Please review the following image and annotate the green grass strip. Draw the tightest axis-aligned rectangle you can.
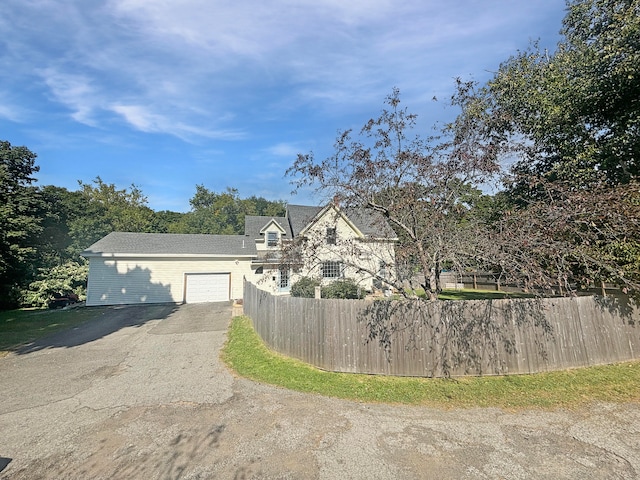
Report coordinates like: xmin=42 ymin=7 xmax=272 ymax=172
xmin=222 ymin=315 xmax=640 ymax=410
xmin=437 ymin=289 xmax=534 ymax=301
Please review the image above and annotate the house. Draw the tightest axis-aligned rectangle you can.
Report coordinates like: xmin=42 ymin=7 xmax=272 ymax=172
xmin=82 ymin=203 xmax=396 ymax=306
xmin=82 ymin=233 xmax=255 ymax=306
xmin=245 ymin=203 xmax=397 ymax=294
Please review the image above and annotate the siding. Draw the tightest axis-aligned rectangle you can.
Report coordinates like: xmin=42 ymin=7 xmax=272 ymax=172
xmin=86 ymin=256 xmax=252 ymax=306
xmin=298 ymin=211 xmax=396 ymax=290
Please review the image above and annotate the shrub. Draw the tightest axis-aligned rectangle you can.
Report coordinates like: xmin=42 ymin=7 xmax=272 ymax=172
xmin=290 ymin=277 xmax=321 ymax=298
xmin=321 ymin=279 xmax=365 ymax=299
xmin=22 ymin=261 xmax=88 ymax=308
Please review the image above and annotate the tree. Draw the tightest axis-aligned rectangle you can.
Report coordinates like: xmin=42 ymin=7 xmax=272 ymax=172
xmin=184 ymin=186 xmax=246 ymax=234
xmin=485 ymin=0 xmax=639 ymax=188
xmin=287 ymin=86 xmax=502 ymax=299
xmin=0 ymin=141 xmax=44 ymax=307
xmin=473 ymin=0 xmax=640 ymax=296
xmin=37 ymin=186 xmax=86 ymax=264
xmin=151 ymin=210 xmax=187 ymax=233
xmin=486 ymin=179 xmax=640 ymax=295
xmin=68 ymin=177 xmax=155 ymax=253
xmin=24 ymin=261 xmax=89 ymax=308
xmin=182 ymin=186 xmax=286 ymax=234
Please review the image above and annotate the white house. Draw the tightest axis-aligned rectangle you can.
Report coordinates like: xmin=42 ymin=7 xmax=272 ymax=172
xmin=246 ymin=203 xmax=397 ymax=294
xmin=82 ymin=203 xmax=397 ymax=306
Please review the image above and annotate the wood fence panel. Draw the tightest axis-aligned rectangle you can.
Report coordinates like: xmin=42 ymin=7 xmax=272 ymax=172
xmin=242 ymin=279 xmax=640 ymax=377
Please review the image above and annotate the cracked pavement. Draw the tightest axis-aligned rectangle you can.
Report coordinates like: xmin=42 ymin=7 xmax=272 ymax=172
xmin=1 ymin=303 xmax=639 ymax=479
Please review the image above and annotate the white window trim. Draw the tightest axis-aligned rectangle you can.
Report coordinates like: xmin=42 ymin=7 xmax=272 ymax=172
xmin=266 ymin=231 xmax=279 ymax=247
xmin=322 ymin=260 xmax=342 ymax=278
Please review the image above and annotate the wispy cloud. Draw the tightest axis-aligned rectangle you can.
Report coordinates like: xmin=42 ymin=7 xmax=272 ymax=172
xmin=110 ymin=104 xmax=245 ymax=141
xmin=0 ymin=93 xmax=26 ymax=122
xmin=2 ymin=0 xmax=567 ymax=210
xmin=39 ymin=69 xmax=100 ymax=125
xmin=110 ymin=105 xmax=163 ymax=132
xmin=265 ymin=142 xmax=301 ymax=158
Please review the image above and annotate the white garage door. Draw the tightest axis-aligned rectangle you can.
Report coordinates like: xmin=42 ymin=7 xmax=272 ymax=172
xmin=185 ymin=273 xmax=230 ymax=303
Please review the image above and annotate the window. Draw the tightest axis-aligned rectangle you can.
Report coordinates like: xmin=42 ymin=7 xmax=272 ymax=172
xmin=379 ymin=261 xmax=387 ymax=279
xmin=326 ymin=227 xmax=336 ymax=245
xmin=279 ymin=269 xmax=290 ymax=289
xmin=322 ymin=261 xmax=342 ymax=278
xmin=267 ymin=231 xmax=278 ymax=247
xmin=374 ymin=261 xmax=386 ymax=289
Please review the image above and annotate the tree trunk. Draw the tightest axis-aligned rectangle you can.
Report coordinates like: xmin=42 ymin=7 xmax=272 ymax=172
xmin=428 ymin=261 xmax=441 ymax=300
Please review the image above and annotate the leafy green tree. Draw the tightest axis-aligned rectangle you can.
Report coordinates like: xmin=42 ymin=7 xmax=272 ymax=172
xmin=151 ymin=210 xmax=187 ymax=233
xmin=0 ymin=141 xmax=44 ymax=307
xmin=243 ymin=195 xmax=287 ymax=218
xmin=182 ymin=186 xmax=286 ymax=234
xmin=473 ymin=0 xmax=640 ymax=296
xmin=68 ymin=177 xmax=155 ymax=253
xmin=184 ymin=186 xmax=245 ymax=234
xmin=485 ymin=0 xmax=639 ymax=187
xmin=37 ymin=186 xmax=85 ymax=263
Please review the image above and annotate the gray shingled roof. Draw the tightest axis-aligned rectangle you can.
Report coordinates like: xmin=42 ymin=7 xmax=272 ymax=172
xmin=83 ymin=232 xmax=257 ymax=257
xmin=286 ymin=204 xmax=396 ymax=239
xmin=342 ymin=207 xmax=397 ymax=238
xmin=244 ymin=216 xmax=292 ymax=239
xmin=285 ymin=205 xmax=323 ymax=236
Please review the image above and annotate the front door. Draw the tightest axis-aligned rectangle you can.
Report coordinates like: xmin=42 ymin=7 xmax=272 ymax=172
xmin=278 ymin=268 xmax=290 ymax=293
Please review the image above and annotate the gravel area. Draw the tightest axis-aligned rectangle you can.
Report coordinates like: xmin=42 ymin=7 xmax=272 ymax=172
xmin=1 ymin=303 xmax=639 ymax=479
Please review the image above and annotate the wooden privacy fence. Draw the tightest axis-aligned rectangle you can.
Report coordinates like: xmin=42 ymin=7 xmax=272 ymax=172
xmin=243 ymin=280 xmax=640 ymax=377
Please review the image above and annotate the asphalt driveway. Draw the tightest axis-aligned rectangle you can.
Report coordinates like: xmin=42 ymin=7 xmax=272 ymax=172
xmin=1 ymin=303 xmax=639 ymax=479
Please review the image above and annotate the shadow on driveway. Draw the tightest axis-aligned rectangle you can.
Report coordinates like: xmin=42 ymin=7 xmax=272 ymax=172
xmin=15 ymin=304 xmax=180 ymax=355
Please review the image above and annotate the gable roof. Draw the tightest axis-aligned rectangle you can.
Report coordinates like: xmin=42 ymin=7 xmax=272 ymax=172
xmin=295 ymin=203 xmax=364 ymax=237
xmin=285 ymin=205 xmax=323 ymax=236
xmin=286 ymin=204 xmax=396 ymax=240
xmin=83 ymin=232 xmax=257 ymax=257
xmin=244 ymin=216 xmax=292 ymax=239
xmin=341 ymin=207 xmax=397 ymax=239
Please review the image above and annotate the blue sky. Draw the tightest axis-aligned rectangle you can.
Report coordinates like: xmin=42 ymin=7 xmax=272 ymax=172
xmin=2 ymin=1 xmax=567 ymax=212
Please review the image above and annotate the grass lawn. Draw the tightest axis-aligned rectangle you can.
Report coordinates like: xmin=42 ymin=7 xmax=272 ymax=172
xmin=437 ymin=289 xmax=534 ymax=301
xmin=222 ymin=315 xmax=640 ymax=410
xmin=397 ymin=288 xmax=535 ymax=301
xmin=0 ymin=307 xmax=103 ymax=356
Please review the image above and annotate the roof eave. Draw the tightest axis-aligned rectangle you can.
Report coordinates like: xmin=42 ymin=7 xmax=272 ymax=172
xmin=82 ymin=252 xmax=257 ymax=259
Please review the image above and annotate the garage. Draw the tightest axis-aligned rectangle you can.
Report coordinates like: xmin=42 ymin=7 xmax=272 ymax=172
xmin=185 ymin=273 xmax=230 ymax=303
xmin=82 ymin=232 xmax=256 ymax=306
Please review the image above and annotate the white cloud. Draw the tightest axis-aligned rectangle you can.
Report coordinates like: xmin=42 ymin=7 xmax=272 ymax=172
xmin=110 ymin=105 xmax=162 ymax=132
xmin=39 ymin=69 xmax=99 ymax=125
xmin=266 ymin=142 xmax=300 ymax=157
xmin=110 ymin=104 xmax=246 ymax=141
xmin=0 ymin=94 xmax=26 ymax=122
xmin=9 ymin=0 xmax=565 ymax=136
xmin=3 ymin=0 xmax=567 ymax=212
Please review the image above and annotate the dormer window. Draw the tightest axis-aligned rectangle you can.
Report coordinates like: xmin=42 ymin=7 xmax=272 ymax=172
xmin=326 ymin=227 xmax=336 ymax=245
xmin=267 ymin=231 xmax=278 ymax=247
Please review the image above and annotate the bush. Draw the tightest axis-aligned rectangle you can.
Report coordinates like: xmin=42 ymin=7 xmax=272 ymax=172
xmin=290 ymin=277 xmax=321 ymax=298
xmin=22 ymin=261 xmax=88 ymax=308
xmin=322 ymin=279 xmax=365 ymax=299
